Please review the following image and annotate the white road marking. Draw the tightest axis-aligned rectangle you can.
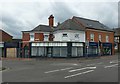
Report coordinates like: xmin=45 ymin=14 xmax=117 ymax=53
xmin=72 ymin=64 xmax=78 ymax=66
xmin=104 ymin=64 xmax=118 ymax=68
xmin=87 ymin=64 xmax=95 ymax=66
xmin=60 ymin=67 xmax=73 ymax=71
xmin=45 ymin=70 xmax=60 ymax=73
xmin=110 ymin=60 xmax=117 ymax=64
xmin=109 ymin=60 xmax=120 ymax=64
xmin=45 ymin=67 xmax=73 ymax=73
xmin=69 ymin=67 xmax=96 ymax=72
xmin=65 ymin=70 xmax=94 ymax=79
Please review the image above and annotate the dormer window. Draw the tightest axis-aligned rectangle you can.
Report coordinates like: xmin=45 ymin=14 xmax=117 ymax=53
xmin=62 ymin=34 xmax=68 ymax=37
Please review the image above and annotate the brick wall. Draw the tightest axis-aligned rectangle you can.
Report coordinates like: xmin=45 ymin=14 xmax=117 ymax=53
xmin=0 ymin=30 xmax=12 ymax=42
xmin=22 ymin=32 xmax=30 ymax=41
xmin=34 ymin=33 xmax=44 ymax=41
xmin=86 ymin=29 xmax=114 ymax=43
xmin=86 ymin=29 xmax=115 ymax=55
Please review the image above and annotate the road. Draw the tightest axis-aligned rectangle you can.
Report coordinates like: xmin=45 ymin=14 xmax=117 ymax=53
xmin=1 ymin=54 xmax=119 ymax=83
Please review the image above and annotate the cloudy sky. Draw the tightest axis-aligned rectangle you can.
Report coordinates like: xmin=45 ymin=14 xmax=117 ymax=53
xmin=0 ymin=0 xmax=119 ymax=39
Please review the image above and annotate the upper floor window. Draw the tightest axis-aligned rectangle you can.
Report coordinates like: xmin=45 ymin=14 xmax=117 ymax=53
xmin=30 ymin=33 xmax=34 ymax=41
xmin=90 ymin=33 xmax=94 ymax=42
xmin=115 ymin=36 xmax=119 ymax=43
xmin=44 ymin=34 xmax=49 ymax=41
xmin=75 ymin=34 xmax=79 ymax=38
xmin=106 ymin=35 xmax=109 ymax=42
xmin=62 ymin=33 xmax=68 ymax=37
xmin=99 ymin=34 xmax=102 ymax=41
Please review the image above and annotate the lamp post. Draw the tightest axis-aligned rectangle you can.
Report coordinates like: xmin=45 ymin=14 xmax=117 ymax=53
xmin=98 ymin=40 xmax=101 ymax=56
xmin=85 ymin=40 xmax=89 ymax=58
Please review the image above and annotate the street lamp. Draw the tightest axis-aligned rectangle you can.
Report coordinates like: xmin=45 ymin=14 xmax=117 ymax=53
xmin=85 ymin=40 xmax=89 ymax=57
xmin=98 ymin=40 xmax=101 ymax=56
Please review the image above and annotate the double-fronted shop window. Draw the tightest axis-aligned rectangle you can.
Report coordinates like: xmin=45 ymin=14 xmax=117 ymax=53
xmin=72 ymin=47 xmax=83 ymax=57
xmin=53 ymin=47 xmax=67 ymax=57
xmin=31 ymin=47 xmax=46 ymax=57
xmin=31 ymin=42 xmax=84 ymax=57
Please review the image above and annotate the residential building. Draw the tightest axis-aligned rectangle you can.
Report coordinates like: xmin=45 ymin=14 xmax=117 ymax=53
xmin=53 ymin=19 xmax=85 ymax=57
xmin=22 ymin=15 xmax=114 ymax=58
xmin=0 ymin=29 xmax=13 ymax=57
xmin=22 ymin=15 xmax=55 ymax=58
xmin=72 ymin=16 xmax=114 ymax=56
xmin=22 ymin=15 xmax=86 ymax=58
xmin=114 ymin=28 xmax=120 ymax=52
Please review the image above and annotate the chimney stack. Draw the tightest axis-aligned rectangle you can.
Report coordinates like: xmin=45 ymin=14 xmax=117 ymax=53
xmin=48 ymin=14 xmax=54 ymax=27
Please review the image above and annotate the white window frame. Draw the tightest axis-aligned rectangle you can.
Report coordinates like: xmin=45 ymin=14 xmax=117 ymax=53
xmin=30 ymin=33 xmax=34 ymax=41
xmin=90 ymin=33 xmax=94 ymax=42
xmin=106 ymin=35 xmax=109 ymax=42
xmin=99 ymin=34 xmax=102 ymax=41
xmin=44 ymin=34 xmax=49 ymax=41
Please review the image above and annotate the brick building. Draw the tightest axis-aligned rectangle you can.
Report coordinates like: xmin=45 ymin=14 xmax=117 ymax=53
xmin=22 ymin=15 xmax=55 ymax=58
xmin=72 ymin=16 xmax=114 ymax=56
xmin=114 ymin=28 xmax=120 ymax=52
xmin=22 ymin=15 xmax=86 ymax=58
xmin=22 ymin=15 xmax=114 ymax=58
xmin=0 ymin=29 xmax=13 ymax=57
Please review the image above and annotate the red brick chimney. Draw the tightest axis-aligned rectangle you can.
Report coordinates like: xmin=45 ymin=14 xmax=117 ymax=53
xmin=48 ymin=15 xmax=54 ymax=27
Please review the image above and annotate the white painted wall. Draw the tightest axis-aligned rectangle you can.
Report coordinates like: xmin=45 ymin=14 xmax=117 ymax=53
xmin=53 ymin=30 xmax=85 ymax=42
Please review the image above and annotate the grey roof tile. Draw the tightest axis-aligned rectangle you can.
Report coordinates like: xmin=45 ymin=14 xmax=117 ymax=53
xmin=54 ymin=19 xmax=85 ymax=31
xmin=31 ymin=25 xmax=56 ymax=32
xmin=72 ymin=16 xmax=113 ymax=32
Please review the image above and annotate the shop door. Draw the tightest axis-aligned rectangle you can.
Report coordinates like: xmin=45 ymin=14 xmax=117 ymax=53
xmin=103 ymin=47 xmax=111 ymax=55
xmin=47 ymin=47 xmax=52 ymax=57
xmin=6 ymin=48 xmax=17 ymax=58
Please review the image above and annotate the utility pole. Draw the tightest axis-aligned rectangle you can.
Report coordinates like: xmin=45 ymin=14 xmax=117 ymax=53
xmin=85 ymin=40 xmax=89 ymax=58
xmin=98 ymin=40 xmax=101 ymax=56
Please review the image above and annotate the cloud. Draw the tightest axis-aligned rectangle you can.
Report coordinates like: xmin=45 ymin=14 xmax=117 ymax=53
xmin=50 ymin=2 xmax=76 ymax=24
xmin=0 ymin=1 xmax=118 ymax=39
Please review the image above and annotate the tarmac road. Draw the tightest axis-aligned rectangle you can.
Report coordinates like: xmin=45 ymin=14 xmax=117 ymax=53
xmin=1 ymin=53 xmax=119 ymax=83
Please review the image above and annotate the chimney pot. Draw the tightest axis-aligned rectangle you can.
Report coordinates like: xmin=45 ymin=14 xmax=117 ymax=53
xmin=48 ymin=15 xmax=54 ymax=27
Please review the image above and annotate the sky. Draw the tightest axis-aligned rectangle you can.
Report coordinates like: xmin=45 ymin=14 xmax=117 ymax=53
xmin=0 ymin=0 xmax=119 ymax=39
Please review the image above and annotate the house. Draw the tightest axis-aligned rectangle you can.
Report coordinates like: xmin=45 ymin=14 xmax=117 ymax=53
xmin=22 ymin=15 xmax=86 ymax=58
xmin=22 ymin=15 xmax=55 ymax=58
xmin=0 ymin=29 xmax=13 ymax=57
xmin=72 ymin=16 xmax=114 ymax=56
xmin=53 ymin=19 xmax=86 ymax=57
xmin=22 ymin=15 xmax=114 ymax=58
xmin=114 ymin=28 xmax=120 ymax=52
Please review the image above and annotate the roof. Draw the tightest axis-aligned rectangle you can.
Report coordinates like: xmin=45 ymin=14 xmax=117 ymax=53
xmin=54 ymin=19 xmax=85 ymax=31
xmin=22 ymin=25 xmax=56 ymax=32
xmin=72 ymin=16 xmax=113 ymax=32
xmin=0 ymin=29 xmax=13 ymax=37
xmin=114 ymin=28 xmax=120 ymax=36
